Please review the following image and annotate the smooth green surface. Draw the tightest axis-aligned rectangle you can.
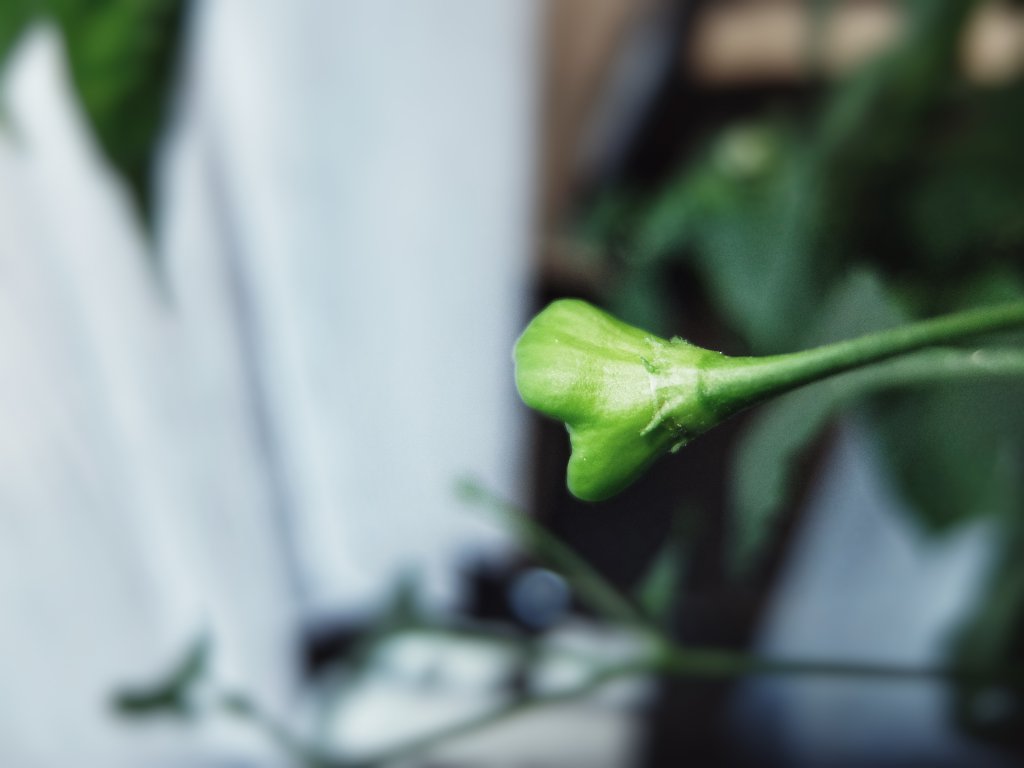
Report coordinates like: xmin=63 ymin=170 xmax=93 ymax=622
xmin=514 ymin=299 xmax=727 ymax=501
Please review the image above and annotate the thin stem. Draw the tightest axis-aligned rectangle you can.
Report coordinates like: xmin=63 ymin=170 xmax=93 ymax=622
xmin=220 ymin=691 xmax=329 ymax=767
xmin=335 ymin=637 xmax=1024 ymax=768
xmin=707 ymin=301 xmax=1024 ymax=409
xmin=654 ymin=645 xmax=946 ymax=683
xmin=459 ymin=479 xmax=659 ymax=636
xmin=730 ymin=346 xmax=1024 ymax=569
xmin=206 ymin=618 xmax=1024 ymax=767
xmin=386 ymin=622 xmax=624 ymax=670
xmin=345 ymin=661 xmax=650 ymax=768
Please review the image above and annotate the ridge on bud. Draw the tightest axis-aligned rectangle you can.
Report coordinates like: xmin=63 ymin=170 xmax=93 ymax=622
xmin=513 ymin=299 xmax=730 ymax=501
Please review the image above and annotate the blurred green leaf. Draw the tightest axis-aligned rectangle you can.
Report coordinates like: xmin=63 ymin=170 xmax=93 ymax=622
xmin=576 ymin=0 xmax=1024 ymax=750
xmin=730 ymin=272 xmax=907 ymax=569
xmin=584 ymin=0 xmax=1023 ymax=558
xmin=870 ymin=276 xmax=1024 ymax=531
xmin=50 ymin=0 xmax=186 ymax=220
xmin=635 ymin=505 xmax=693 ymax=627
xmin=870 ymin=381 xmax=1024 ymax=530
xmin=587 ymin=0 xmax=989 ymax=351
xmin=908 ymin=85 xmax=1024 ymax=272
xmin=380 ymin=570 xmax=425 ymax=630
xmin=0 ymin=1 xmax=35 ymax=75
xmin=636 ymin=546 xmax=679 ymax=627
xmin=113 ymin=634 xmax=209 ymax=717
xmin=595 ymin=122 xmax=819 ymax=351
xmin=951 ymin=484 xmax=1024 ymax=746
xmin=730 ymin=272 xmax=1024 ymax=569
xmin=607 ymin=264 xmax=676 ymax=338
xmin=1 ymin=0 xmax=185 ymax=222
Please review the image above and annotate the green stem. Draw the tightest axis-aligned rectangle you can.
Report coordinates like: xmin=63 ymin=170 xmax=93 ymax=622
xmin=459 ymin=478 xmax=658 ymax=635
xmin=655 ymin=645 xmax=946 ymax=683
xmin=220 ymin=691 xmax=329 ymax=767
xmin=707 ymin=301 xmax=1024 ymax=409
xmin=212 ymin=618 xmax=1024 ymax=768
xmin=346 ymin=661 xmax=650 ymax=768
xmin=341 ymin=639 xmax=1024 ymax=768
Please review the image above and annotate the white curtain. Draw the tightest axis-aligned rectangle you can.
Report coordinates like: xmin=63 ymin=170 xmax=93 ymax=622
xmin=163 ymin=0 xmax=539 ymax=620
xmin=0 ymin=0 xmax=538 ymax=764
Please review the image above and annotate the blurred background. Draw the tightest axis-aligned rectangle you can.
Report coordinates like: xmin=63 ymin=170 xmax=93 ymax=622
xmin=1 ymin=1 xmax=1024 ymax=766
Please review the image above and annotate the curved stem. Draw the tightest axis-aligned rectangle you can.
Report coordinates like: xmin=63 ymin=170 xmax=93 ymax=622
xmin=341 ymin=636 xmax=1024 ymax=768
xmin=459 ymin=478 xmax=659 ymax=635
xmin=707 ymin=301 xmax=1024 ymax=409
xmin=346 ymin=660 xmax=650 ymax=768
xmin=208 ymin=611 xmax=1024 ymax=767
xmin=654 ymin=644 xmax=962 ymax=683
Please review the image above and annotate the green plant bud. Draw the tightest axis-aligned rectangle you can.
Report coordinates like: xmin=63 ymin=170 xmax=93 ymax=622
xmin=514 ymin=299 xmax=731 ymax=501
xmin=514 ymin=298 xmax=1024 ymax=502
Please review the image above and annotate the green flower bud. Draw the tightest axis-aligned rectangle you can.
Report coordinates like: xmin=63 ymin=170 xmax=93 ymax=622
xmin=514 ymin=298 xmax=1024 ymax=502
xmin=514 ymin=299 xmax=731 ymax=501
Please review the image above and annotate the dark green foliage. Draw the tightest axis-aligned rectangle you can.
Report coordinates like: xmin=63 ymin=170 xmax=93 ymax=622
xmin=908 ymin=85 xmax=1024 ymax=272
xmin=872 ymin=382 xmax=1024 ymax=529
xmin=582 ymin=0 xmax=1024 ymax=553
xmin=729 ymin=270 xmax=908 ymax=568
xmin=578 ymin=0 xmax=1024 ymax=751
xmin=0 ymin=1 xmax=36 ymax=76
xmin=0 ymin=0 xmax=186 ymax=223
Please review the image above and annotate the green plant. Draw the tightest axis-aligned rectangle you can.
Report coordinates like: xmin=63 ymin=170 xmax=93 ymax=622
xmin=115 ymin=481 xmax=1024 ymax=767
xmin=8 ymin=0 xmax=1023 ymax=760
xmin=572 ymin=0 xmax=1024 ymax=748
xmin=421 ymin=474 xmax=1024 ymax=761
xmin=516 ymin=298 xmax=1024 ymax=501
